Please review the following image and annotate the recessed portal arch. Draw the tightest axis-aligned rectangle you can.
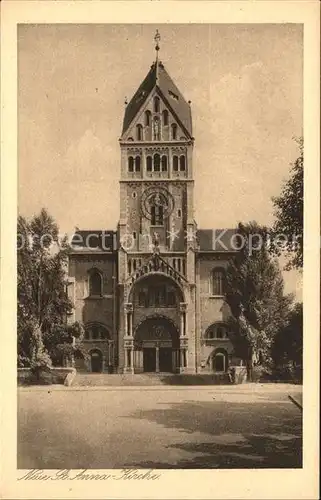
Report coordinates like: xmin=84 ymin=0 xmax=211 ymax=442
xmin=134 ymin=315 xmax=180 ymax=373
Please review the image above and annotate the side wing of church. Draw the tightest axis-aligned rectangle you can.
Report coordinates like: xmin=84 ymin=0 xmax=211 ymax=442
xmin=68 ymin=38 xmax=242 ymax=375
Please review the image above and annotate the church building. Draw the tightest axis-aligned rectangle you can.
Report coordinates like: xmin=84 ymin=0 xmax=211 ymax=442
xmin=68 ymin=32 xmax=241 ymax=375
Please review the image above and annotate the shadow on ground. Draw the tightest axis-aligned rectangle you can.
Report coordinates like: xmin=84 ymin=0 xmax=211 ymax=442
xmin=159 ymin=374 xmax=231 ymax=385
xmin=122 ymin=400 xmax=302 ymax=468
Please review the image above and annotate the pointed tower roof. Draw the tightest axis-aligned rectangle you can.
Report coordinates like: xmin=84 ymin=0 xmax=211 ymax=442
xmin=121 ymin=61 xmax=193 ymax=138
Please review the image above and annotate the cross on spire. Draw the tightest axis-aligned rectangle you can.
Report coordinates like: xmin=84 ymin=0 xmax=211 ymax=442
xmin=154 ymin=29 xmax=161 ymax=60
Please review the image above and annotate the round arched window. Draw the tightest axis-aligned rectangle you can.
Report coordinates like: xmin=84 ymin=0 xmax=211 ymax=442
xmin=89 ymin=269 xmax=102 ymax=296
xmin=154 ymin=96 xmax=160 ymax=113
xmin=145 ymin=110 xmax=151 ymax=126
xmin=205 ymin=323 xmax=229 ymax=340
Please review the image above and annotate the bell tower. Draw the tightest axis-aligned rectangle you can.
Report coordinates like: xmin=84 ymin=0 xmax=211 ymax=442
xmin=117 ymin=31 xmax=197 ymax=373
xmin=119 ymin=31 xmax=195 ymax=256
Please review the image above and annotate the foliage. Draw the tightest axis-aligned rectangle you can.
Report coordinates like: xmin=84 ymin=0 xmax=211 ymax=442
xmin=17 ymin=209 xmax=72 ymax=335
xmin=67 ymin=321 xmax=85 ymax=339
xmin=271 ymin=302 xmax=303 ymax=381
xmin=225 ymin=221 xmax=293 ymax=380
xmin=17 ymin=208 xmax=79 ymax=368
xmin=272 ymin=138 xmax=303 ymax=270
xmin=45 ymin=321 xmax=86 ymax=366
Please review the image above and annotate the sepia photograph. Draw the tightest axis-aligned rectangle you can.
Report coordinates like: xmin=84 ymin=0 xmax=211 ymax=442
xmin=17 ymin=22 xmax=304 ymax=469
xmin=0 ymin=3 xmax=319 ymax=499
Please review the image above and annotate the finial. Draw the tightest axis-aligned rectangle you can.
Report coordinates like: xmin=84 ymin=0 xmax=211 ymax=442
xmin=154 ymin=29 xmax=161 ymax=60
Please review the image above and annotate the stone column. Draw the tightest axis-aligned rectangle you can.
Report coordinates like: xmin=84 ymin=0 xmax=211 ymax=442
xmin=180 ymin=302 xmax=187 ymax=336
xmin=179 ymin=302 xmax=188 ymax=373
xmin=155 ymin=344 xmax=160 ymax=373
xmin=124 ymin=346 xmax=128 ymax=369
xmin=124 ymin=303 xmax=134 ymax=374
xmin=130 ymin=347 xmax=134 ymax=372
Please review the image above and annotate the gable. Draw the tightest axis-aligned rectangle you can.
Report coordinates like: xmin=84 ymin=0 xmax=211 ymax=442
xmin=121 ymin=61 xmax=192 ymax=140
xmin=122 ymin=89 xmax=189 ymax=142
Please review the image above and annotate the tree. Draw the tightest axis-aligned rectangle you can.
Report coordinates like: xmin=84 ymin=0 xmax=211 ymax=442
xmin=271 ymin=302 xmax=303 ymax=381
xmin=225 ymin=222 xmax=293 ymax=381
xmin=45 ymin=321 xmax=86 ymax=367
xmin=272 ymin=138 xmax=303 ymax=270
xmin=17 ymin=209 xmax=74 ymax=367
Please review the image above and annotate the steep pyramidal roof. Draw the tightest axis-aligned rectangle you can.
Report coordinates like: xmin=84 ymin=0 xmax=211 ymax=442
xmin=122 ymin=61 xmax=192 ymax=137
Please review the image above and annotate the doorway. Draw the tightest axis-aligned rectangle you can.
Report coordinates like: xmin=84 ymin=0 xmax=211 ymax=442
xmin=143 ymin=348 xmax=156 ymax=372
xmin=213 ymin=352 xmax=226 ymax=372
xmin=159 ymin=348 xmax=172 ymax=372
xmin=90 ymin=350 xmax=103 ymax=373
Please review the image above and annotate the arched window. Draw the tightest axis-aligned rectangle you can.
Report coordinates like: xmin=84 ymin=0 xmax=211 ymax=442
xmin=135 ymin=156 xmax=141 ymax=172
xmin=205 ymin=323 xmax=229 ymax=340
xmin=89 ymin=269 xmax=102 ymax=296
xmin=173 ymin=155 xmax=179 ymax=171
xmin=138 ymin=291 xmax=147 ymax=307
xmin=85 ymin=323 xmax=110 ymax=341
xmin=128 ymin=156 xmax=134 ymax=172
xmin=154 ymin=153 xmax=161 ymax=172
xmin=151 ymin=204 xmax=164 ymax=226
xmin=92 ymin=324 xmax=99 ymax=340
xmin=154 ymin=96 xmax=160 ymax=113
xmin=180 ymin=155 xmax=186 ymax=171
xmin=171 ymin=123 xmax=177 ymax=140
xmin=136 ymin=124 xmax=143 ymax=141
xmin=161 ymin=155 xmax=168 ymax=171
xmin=167 ymin=291 xmax=176 ymax=306
xmin=146 ymin=156 xmax=152 ymax=172
xmin=211 ymin=268 xmax=226 ymax=296
xmin=162 ymin=109 xmax=169 ymax=126
xmin=145 ymin=110 xmax=151 ymax=126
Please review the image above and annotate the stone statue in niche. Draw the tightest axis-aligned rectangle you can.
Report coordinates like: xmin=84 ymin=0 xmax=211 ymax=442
xmin=152 ymin=231 xmax=160 ymax=250
xmin=153 ymin=118 xmax=160 ymax=140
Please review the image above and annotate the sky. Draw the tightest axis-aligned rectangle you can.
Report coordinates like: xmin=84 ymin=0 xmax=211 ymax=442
xmin=18 ymin=23 xmax=303 ymax=297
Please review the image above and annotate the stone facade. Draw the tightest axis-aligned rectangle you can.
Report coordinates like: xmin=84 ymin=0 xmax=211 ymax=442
xmin=68 ymin=54 xmax=243 ymax=374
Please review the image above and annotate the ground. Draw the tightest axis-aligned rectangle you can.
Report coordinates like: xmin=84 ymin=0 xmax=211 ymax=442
xmin=18 ymin=384 xmax=302 ymax=469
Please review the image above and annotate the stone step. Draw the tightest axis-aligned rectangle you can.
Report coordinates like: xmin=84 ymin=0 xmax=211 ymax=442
xmin=73 ymin=372 xmax=231 ymax=387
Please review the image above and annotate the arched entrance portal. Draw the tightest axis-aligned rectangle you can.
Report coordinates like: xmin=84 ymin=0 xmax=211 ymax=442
xmin=212 ymin=348 xmax=228 ymax=373
xmin=90 ymin=349 xmax=103 ymax=373
xmin=134 ymin=316 xmax=179 ymax=373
